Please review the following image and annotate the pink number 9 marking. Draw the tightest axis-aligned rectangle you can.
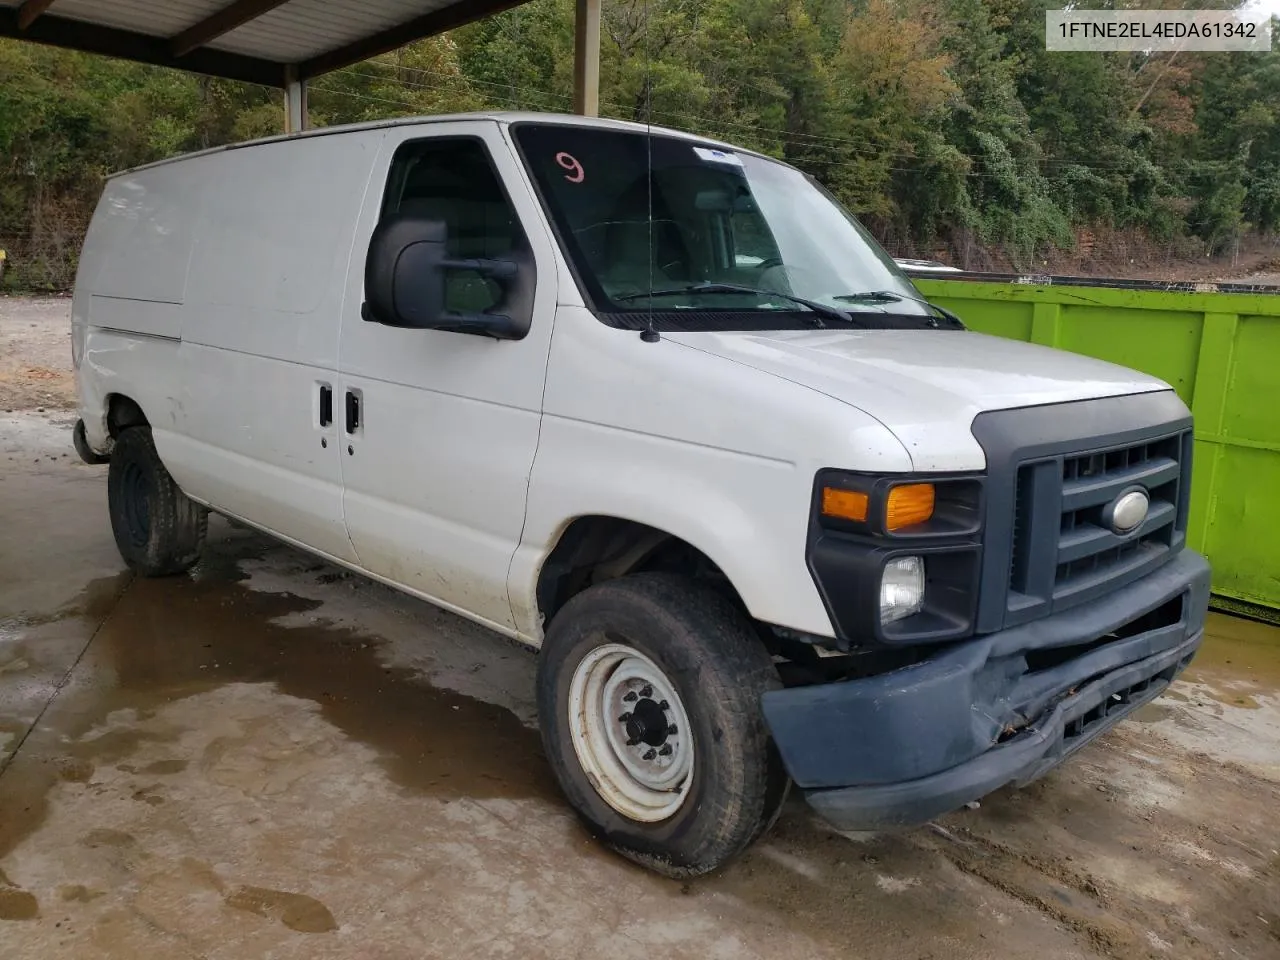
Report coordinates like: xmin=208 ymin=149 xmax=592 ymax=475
xmin=555 ymin=152 xmax=585 ymax=183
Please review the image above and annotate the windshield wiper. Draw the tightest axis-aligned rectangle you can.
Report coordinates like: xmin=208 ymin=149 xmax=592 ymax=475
xmin=832 ymin=290 xmax=904 ymax=303
xmin=833 ymin=290 xmax=965 ymax=329
xmin=614 ymin=282 xmax=857 ymax=329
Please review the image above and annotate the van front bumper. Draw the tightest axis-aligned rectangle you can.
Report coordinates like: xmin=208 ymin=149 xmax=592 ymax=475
xmin=761 ymin=550 xmax=1210 ymax=831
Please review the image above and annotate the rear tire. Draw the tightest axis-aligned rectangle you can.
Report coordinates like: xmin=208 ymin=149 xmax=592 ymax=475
xmin=107 ymin=426 xmax=207 ymax=576
xmin=537 ymin=573 xmax=788 ymax=877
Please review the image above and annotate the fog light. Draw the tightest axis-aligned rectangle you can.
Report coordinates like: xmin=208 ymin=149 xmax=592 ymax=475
xmin=880 ymin=556 xmax=925 ymax=624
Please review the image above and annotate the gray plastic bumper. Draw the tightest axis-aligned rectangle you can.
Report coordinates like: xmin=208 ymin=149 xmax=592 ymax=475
xmin=762 ymin=550 xmax=1210 ymax=831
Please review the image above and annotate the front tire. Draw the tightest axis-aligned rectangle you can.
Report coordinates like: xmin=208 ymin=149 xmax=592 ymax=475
xmin=537 ymin=573 xmax=788 ymax=877
xmin=107 ymin=426 xmax=207 ymax=576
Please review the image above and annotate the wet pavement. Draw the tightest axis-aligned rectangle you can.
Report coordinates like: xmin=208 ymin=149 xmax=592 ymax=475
xmin=2 ymin=410 xmax=1279 ymax=959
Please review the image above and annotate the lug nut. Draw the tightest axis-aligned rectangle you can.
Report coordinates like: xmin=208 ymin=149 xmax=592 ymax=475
xmin=618 ymin=712 xmax=632 ymax=723
xmin=626 ymin=737 xmax=641 ymax=746
xmin=658 ymin=744 xmax=673 ymax=756
xmin=640 ymin=684 xmax=653 ymax=698
xmin=667 ymin=724 xmax=678 ymax=735
xmin=658 ymin=700 xmax=669 ymax=710
xmin=623 ymin=691 xmax=638 ymax=702
xmin=643 ymin=749 xmax=657 ymax=761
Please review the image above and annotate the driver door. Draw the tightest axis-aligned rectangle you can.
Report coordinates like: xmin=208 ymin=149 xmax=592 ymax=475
xmin=336 ymin=122 xmax=558 ymax=632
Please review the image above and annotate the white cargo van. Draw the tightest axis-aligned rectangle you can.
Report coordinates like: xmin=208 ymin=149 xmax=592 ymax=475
xmin=72 ymin=112 xmax=1209 ymax=876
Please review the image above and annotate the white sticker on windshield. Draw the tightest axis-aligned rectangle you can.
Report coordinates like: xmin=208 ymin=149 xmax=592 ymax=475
xmin=693 ymin=147 xmax=743 ymax=166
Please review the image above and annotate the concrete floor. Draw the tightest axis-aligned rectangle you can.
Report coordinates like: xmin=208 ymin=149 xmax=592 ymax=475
xmin=2 ymin=410 xmax=1279 ymax=960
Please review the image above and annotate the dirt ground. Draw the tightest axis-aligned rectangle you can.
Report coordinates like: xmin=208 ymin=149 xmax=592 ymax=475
xmin=2 ymin=301 xmax=1279 ymax=959
xmin=0 ymin=296 xmax=76 ymax=412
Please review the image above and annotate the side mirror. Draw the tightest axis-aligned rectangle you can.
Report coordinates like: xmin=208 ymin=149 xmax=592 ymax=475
xmin=362 ymin=215 xmax=533 ymax=340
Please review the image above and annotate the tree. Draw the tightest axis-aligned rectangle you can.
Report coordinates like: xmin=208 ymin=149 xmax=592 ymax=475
xmin=825 ymin=0 xmax=956 ymax=230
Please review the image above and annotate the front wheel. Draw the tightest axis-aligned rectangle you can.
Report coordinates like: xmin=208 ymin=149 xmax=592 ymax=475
xmin=537 ymin=573 xmax=788 ymax=877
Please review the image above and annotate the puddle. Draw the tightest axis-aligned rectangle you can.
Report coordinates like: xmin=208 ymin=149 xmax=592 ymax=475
xmin=0 ymin=537 xmax=554 ymax=861
xmin=224 ymin=884 xmax=338 ymax=933
xmin=0 ymin=573 xmax=132 ymax=632
xmin=58 ymin=884 xmax=103 ymax=903
xmin=1191 ymin=613 xmax=1280 ymax=684
xmin=0 ymin=866 xmax=39 ymax=921
xmin=1183 ymin=613 xmax=1280 ymax=709
xmin=1132 ymin=703 xmax=1174 ymax=724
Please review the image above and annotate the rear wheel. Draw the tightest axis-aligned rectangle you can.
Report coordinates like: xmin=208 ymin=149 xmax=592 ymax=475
xmin=537 ymin=573 xmax=788 ymax=877
xmin=107 ymin=426 xmax=207 ymax=576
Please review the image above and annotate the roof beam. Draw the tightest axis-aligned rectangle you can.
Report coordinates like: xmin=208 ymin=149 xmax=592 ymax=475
xmin=0 ymin=9 xmax=288 ymax=86
xmin=17 ymin=0 xmax=58 ymax=31
xmin=170 ymin=0 xmax=293 ymax=58
xmin=297 ymin=0 xmax=528 ymax=79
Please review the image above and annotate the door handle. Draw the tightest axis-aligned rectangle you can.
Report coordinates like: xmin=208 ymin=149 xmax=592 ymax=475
xmin=319 ymin=384 xmax=333 ymax=427
xmin=345 ymin=390 xmax=360 ymax=433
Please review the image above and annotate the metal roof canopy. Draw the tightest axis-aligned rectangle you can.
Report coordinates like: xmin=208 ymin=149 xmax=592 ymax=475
xmin=0 ymin=0 xmax=548 ymax=88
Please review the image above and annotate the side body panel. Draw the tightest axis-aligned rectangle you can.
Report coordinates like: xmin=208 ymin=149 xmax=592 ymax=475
xmin=73 ymin=161 xmax=200 ymax=448
xmin=168 ymin=132 xmax=383 ymax=562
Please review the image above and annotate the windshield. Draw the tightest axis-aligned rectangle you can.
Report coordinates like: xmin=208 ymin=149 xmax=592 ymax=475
xmin=512 ymin=123 xmax=934 ymax=331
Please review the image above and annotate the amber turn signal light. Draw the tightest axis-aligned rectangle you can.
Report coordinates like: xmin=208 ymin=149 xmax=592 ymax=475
xmin=885 ymin=483 xmax=936 ymax=531
xmin=821 ymin=487 xmax=869 ymax=522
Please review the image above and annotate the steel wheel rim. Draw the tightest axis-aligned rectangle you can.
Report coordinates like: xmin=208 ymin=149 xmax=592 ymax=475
xmin=568 ymin=641 xmax=694 ymax=822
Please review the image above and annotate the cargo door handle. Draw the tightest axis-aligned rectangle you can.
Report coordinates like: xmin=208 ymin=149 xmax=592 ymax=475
xmin=319 ymin=385 xmax=332 ymax=427
xmin=345 ymin=390 xmax=360 ymax=433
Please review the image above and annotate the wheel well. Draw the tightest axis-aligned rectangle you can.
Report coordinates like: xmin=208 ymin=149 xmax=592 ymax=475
xmin=106 ymin=395 xmax=149 ymax=437
xmin=537 ymin=517 xmax=748 ymax=627
xmin=537 ymin=521 xmax=917 ymax=692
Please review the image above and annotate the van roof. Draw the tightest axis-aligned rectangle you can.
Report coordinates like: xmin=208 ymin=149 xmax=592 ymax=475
xmin=108 ymin=111 xmax=752 ymax=179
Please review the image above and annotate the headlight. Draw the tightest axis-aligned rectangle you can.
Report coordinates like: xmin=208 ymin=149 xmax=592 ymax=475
xmin=809 ymin=470 xmax=982 ymax=646
xmin=880 ymin=556 xmax=925 ymax=624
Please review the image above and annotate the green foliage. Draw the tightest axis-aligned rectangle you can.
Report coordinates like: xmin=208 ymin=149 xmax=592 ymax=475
xmin=3 ymin=5 xmax=1280 ymax=288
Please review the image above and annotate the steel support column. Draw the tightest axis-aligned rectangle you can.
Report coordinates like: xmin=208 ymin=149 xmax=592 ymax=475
xmin=284 ymin=67 xmax=309 ymax=133
xmin=572 ymin=0 xmax=600 ymax=117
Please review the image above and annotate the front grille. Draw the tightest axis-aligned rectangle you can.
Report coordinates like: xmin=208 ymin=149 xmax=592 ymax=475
xmin=1056 ymin=435 xmax=1182 ymax=592
xmin=1007 ymin=429 xmax=1192 ymax=621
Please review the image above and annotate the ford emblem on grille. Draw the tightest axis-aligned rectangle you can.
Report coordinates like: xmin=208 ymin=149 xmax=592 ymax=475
xmin=1106 ymin=489 xmax=1150 ymax=534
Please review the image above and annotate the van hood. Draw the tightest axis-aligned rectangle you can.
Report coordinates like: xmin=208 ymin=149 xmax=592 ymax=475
xmin=665 ymin=328 xmax=1173 ymax=471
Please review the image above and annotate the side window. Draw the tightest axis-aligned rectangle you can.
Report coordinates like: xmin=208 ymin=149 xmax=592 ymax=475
xmin=381 ymin=138 xmax=526 ymax=314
